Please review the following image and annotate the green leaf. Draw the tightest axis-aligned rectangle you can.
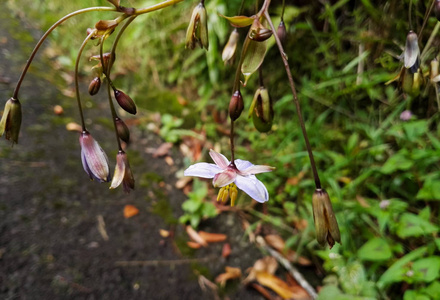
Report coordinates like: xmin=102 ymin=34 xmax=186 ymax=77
xmin=218 ymin=14 xmax=255 ymax=27
xmin=358 ymin=238 xmax=392 ymax=261
xmin=202 ymin=202 xmax=218 ymax=218
xmin=379 ymin=246 xmax=427 ymax=287
xmin=381 ymin=149 xmax=413 ymax=174
xmin=412 ymin=257 xmax=440 ymax=282
xmin=338 ymin=261 xmax=367 ymax=295
xmin=416 ymin=178 xmax=440 ymax=201
xmin=241 ymin=38 xmax=268 ymax=85
xmin=182 ymin=199 xmax=202 ymax=213
xmin=422 ymin=281 xmax=440 ymax=299
xmin=396 ymin=213 xmax=438 ymax=238
xmin=403 ymin=290 xmax=430 ymax=300
xmin=402 ymin=120 xmax=428 ymax=142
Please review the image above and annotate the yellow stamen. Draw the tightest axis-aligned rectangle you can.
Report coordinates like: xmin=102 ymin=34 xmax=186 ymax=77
xmin=216 ymin=183 xmax=238 ymax=206
xmin=230 ymin=185 xmax=238 ymax=207
xmin=222 ymin=185 xmax=230 ymax=203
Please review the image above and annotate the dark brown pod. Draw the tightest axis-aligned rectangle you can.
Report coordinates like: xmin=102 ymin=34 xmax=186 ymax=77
xmin=114 ymin=89 xmax=137 ymax=115
xmin=277 ymin=21 xmax=287 ymax=45
xmin=229 ymin=90 xmax=244 ymax=121
xmin=88 ymin=77 xmax=101 ymax=96
xmin=115 ymin=117 xmax=130 ymax=143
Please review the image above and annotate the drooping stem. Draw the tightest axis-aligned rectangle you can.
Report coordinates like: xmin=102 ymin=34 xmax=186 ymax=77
xmin=421 ymin=21 xmax=440 ymax=59
xmin=230 ymin=121 xmax=236 ymax=165
xmin=409 ymin=0 xmax=413 ymax=30
xmin=12 ymin=6 xmax=116 ymax=99
xmin=264 ymin=11 xmax=322 ymax=189
xmin=281 ymin=0 xmax=285 ymax=21
xmin=101 ymin=16 xmax=137 ymax=150
xmin=418 ymin=0 xmax=435 ymax=40
xmin=75 ymin=30 xmax=97 ymax=131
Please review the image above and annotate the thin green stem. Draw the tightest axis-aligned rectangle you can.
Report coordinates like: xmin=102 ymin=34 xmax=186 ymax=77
xmin=421 ymin=22 xmax=440 ymax=59
xmin=134 ymin=0 xmax=185 ymax=15
xmin=238 ymin=0 xmax=246 ymax=15
xmin=12 ymin=6 xmax=116 ymax=99
xmin=409 ymin=0 xmax=413 ymax=30
xmin=418 ymin=0 xmax=435 ymax=40
xmin=75 ymin=30 xmax=97 ymax=131
xmin=264 ymin=10 xmax=322 ymax=189
xmin=281 ymin=0 xmax=285 ymax=21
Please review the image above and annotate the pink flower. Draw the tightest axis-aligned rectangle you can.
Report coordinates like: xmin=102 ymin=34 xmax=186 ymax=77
xmin=184 ymin=149 xmax=274 ymax=203
xmin=79 ymin=131 xmax=110 ymax=182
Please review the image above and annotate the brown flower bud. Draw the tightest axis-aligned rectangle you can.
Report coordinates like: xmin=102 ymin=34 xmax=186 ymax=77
xmin=115 ymin=117 xmax=130 ymax=143
xmin=435 ymin=0 xmax=440 ymax=21
xmin=312 ymin=189 xmax=341 ymax=249
xmin=229 ymin=90 xmax=244 ymax=121
xmin=114 ymin=89 xmax=137 ymax=115
xmin=88 ymin=77 xmax=101 ymax=96
xmin=277 ymin=21 xmax=287 ymax=45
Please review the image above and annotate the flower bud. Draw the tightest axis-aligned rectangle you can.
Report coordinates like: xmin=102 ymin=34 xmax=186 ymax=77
xmin=79 ymin=130 xmax=110 ymax=182
xmin=430 ymin=58 xmax=439 ymax=81
xmin=249 ymin=87 xmax=273 ymax=133
xmin=404 ymin=31 xmax=420 ymax=73
xmin=312 ymin=189 xmax=341 ymax=248
xmin=435 ymin=0 xmax=440 ymax=21
xmin=114 ymin=89 xmax=137 ymax=115
xmin=222 ymin=29 xmax=239 ymax=65
xmin=229 ymin=90 xmax=244 ymax=121
xmin=115 ymin=117 xmax=130 ymax=143
xmin=88 ymin=77 xmax=101 ymax=96
xmin=249 ymin=27 xmax=273 ymax=42
xmin=0 ymin=97 xmax=22 ymax=145
xmin=185 ymin=2 xmax=209 ymax=50
xmin=277 ymin=21 xmax=287 ymax=45
xmin=110 ymin=150 xmax=135 ymax=193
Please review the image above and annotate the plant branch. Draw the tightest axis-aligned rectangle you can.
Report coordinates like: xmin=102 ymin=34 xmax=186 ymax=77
xmin=264 ymin=11 xmax=322 ymax=189
xmin=12 ymin=6 xmax=116 ymax=99
xmin=134 ymin=0 xmax=185 ymax=15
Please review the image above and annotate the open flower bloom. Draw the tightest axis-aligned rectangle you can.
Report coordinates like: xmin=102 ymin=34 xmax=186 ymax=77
xmin=79 ymin=131 xmax=110 ymax=182
xmin=110 ymin=150 xmax=135 ymax=193
xmin=0 ymin=97 xmax=22 ymax=145
xmin=184 ymin=149 xmax=274 ymax=204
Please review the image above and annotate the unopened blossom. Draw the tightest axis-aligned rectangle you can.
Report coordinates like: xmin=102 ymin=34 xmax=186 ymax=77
xmin=184 ymin=149 xmax=274 ymax=204
xmin=185 ymin=2 xmax=209 ymax=50
xmin=222 ymin=29 xmax=239 ymax=65
xmin=312 ymin=189 xmax=341 ymax=248
xmin=79 ymin=130 xmax=110 ymax=182
xmin=404 ymin=31 xmax=420 ymax=74
xmin=110 ymin=150 xmax=135 ymax=193
xmin=0 ymin=97 xmax=22 ymax=145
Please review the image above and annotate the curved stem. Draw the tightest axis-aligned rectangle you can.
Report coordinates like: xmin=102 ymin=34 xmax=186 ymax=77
xmin=75 ymin=30 xmax=96 ymax=131
xmin=281 ymin=0 xmax=285 ymax=21
xmin=134 ymin=0 xmax=185 ymax=15
xmin=13 ymin=6 xmax=116 ymax=99
xmin=418 ymin=0 xmax=435 ymax=42
xmin=101 ymin=16 xmax=137 ymax=150
xmin=264 ymin=10 xmax=322 ymax=189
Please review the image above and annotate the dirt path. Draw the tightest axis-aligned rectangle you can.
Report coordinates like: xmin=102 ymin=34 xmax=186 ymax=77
xmin=0 ymin=6 xmax=263 ymax=300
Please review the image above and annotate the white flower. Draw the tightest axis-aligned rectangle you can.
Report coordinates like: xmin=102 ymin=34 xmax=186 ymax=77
xmin=184 ymin=149 xmax=274 ymax=203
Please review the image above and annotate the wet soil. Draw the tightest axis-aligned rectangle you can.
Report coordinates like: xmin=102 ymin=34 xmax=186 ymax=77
xmin=0 ymin=6 xmax=264 ymax=300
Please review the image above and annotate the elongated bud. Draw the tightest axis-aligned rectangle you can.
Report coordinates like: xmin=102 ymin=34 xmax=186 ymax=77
xmin=404 ymin=31 xmax=420 ymax=73
xmin=229 ymin=90 xmax=244 ymax=121
xmin=79 ymin=131 xmax=110 ymax=182
xmin=430 ymin=58 xmax=439 ymax=81
xmin=401 ymin=68 xmax=413 ymax=94
xmin=435 ymin=0 xmax=440 ymax=21
xmin=277 ymin=21 xmax=287 ymax=45
xmin=0 ymin=97 xmax=22 ymax=144
xmin=312 ymin=189 xmax=341 ymax=248
xmin=185 ymin=2 xmax=209 ymax=50
xmin=114 ymin=89 xmax=137 ymax=115
xmin=250 ymin=27 xmax=272 ymax=42
xmin=110 ymin=150 xmax=135 ymax=193
xmin=115 ymin=117 xmax=130 ymax=143
xmin=88 ymin=77 xmax=101 ymax=96
xmin=222 ymin=29 xmax=239 ymax=65
xmin=249 ymin=87 xmax=273 ymax=133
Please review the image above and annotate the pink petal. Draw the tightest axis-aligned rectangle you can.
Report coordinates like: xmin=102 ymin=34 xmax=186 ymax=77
xmin=184 ymin=163 xmax=222 ymax=178
xmin=241 ymin=164 xmax=275 ymax=175
xmin=110 ymin=152 xmax=126 ymax=189
xmin=79 ymin=131 xmax=110 ymax=182
xmin=209 ymin=149 xmax=229 ymax=169
xmin=212 ymin=169 xmax=236 ymax=187
xmin=235 ymin=175 xmax=269 ymax=203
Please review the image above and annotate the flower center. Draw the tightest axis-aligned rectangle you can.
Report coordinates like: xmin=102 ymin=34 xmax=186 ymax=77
xmin=217 ymin=183 xmax=238 ymax=206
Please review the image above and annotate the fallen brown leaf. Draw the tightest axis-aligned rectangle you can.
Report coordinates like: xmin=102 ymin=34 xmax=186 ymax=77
xmin=153 ymin=142 xmax=173 ymax=158
xmin=255 ymin=272 xmax=294 ymax=299
xmin=187 ymin=241 xmax=202 ymax=249
xmin=222 ymin=243 xmax=231 ymax=258
xmin=186 ymin=226 xmax=208 ymax=247
xmin=198 ymin=231 xmax=227 ymax=243
xmin=250 ymin=283 xmax=275 ymax=300
xmin=215 ymin=266 xmax=242 ymax=287
xmin=123 ymin=205 xmax=139 ymax=218
xmin=264 ymin=235 xmax=312 ymax=266
xmin=53 ymin=105 xmax=64 ymax=115
xmin=66 ymin=122 xmax=82 ymax=132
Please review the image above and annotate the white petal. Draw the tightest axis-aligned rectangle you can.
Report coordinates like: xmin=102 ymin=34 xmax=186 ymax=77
xmin=241 ymin=164 xmax=275 ymax=175
xmin=234 ymin=159 xmax=254 ymax=170
xmin=212 ymin=169 xmax=236 ymax=187
xmin=235 ymin=175 xmax=269 ymax=203
xmin=404 ymin=31 xmax=419 ymax=69
xmin=209 ymin=149 xmax=229 ymax=169
xmin=184 ymin=163 xmax=221 ymax=178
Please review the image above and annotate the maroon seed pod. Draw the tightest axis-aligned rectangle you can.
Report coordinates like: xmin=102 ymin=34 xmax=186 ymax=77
xmin=115 ymin=117 xmax=130 ymax=143
xmin=277 ymin=21 xmax=287 ymax=45
xmin=88 ymin=77 xmax=101 ymax=96
xmin=229 ymin=90 xmax=244 ymax=121
xmin=114 ymin=89 xmax=137 ymax=115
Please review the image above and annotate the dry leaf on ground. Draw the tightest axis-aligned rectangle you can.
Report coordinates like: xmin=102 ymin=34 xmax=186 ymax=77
xmin=186 ymin=226 xmax=208 ymax=247
xmin=215 ymin=266 xmax=242 ymax=287
xmin=198 ymin=231 xmax=227 ymax=243
xmin=123 ymin=205 xmax=139 ymax=218
xmin=153 ymin=142 xmax=173 ymax=157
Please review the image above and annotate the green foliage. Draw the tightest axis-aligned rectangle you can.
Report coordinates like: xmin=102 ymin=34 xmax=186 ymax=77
xmin=179 ymin=178 xmax=218 ymax=228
